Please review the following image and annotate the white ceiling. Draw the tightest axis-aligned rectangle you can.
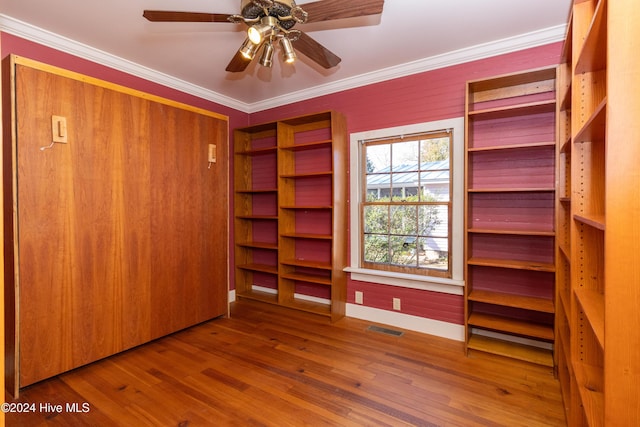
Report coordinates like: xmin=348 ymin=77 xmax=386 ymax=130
xmin=0 ymin=0 xmax=571 ymax=112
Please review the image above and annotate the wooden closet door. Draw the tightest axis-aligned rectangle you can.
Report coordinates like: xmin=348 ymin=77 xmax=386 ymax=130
xmin=14 ymin=66 xmax=153 ymax=386
xmin=11 ymin=62 xmax=228 ymax=388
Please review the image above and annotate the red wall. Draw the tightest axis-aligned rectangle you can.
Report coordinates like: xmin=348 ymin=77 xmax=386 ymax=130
xmin=1 ymin=31 xmax=563 ymax=326
xmin=251 ymin=42 xmax=563 ymax=325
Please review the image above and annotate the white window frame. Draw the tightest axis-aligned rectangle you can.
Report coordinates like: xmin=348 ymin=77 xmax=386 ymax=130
xmin=346 ymin=118 xmax=465 ymax=295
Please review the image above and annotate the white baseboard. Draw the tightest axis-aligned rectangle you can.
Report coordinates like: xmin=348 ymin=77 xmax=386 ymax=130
xmin=347 ymin=303 xmax=464 ymax=342
xmin=228 ymin=290 xmax=464 ymax=342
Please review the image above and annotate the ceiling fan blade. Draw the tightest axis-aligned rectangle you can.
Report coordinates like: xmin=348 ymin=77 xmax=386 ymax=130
xmin=143 ymin=10 xmax=232 ymax=23
xmin=301 ymin=0 xmax=384 ymax=23
xmin=292 ymin=32 xmax=341 ymax=69
xmin=225 ymin=51 xmax=251 ymax=73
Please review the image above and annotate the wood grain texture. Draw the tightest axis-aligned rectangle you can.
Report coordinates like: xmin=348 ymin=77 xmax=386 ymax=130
xmin=7 ymin=299 xmax=566 ymax=426
xmin=7 ymin=59 xmax=228 ymax=390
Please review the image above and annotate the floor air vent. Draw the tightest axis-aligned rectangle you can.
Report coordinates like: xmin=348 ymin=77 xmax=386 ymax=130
xmin=367 ymin=325 xmax=404 ymax=337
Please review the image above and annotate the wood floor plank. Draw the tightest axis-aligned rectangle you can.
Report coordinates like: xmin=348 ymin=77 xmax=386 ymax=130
xmin=6 ymin=299 xmax=566 ymax=426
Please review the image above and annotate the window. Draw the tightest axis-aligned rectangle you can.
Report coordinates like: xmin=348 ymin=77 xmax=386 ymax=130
xmin=363 ymin=131 xmax=451 ymax=277
xmin=348 ymin=118 xmax=464 ymax=294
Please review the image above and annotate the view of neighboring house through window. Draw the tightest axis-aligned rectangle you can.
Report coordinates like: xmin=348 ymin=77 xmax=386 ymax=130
xmin=361 ymin=130 xmax=452 ymax=278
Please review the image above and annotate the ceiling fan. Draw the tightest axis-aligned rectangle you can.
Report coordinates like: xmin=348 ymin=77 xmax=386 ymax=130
xmin=143 ymin=0 xmax=385 ymax=72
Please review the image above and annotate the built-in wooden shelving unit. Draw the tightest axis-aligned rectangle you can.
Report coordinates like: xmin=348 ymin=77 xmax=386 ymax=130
xmin=556 ymin=0 xmax=640 ymax=425
xmin=233 ymin=111 xmax=348 ymax=321
xmin=464 ymin=66 xmax=558 ymax=367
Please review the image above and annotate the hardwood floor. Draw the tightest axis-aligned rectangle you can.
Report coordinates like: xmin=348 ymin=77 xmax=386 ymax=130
xmin=6 ymin=300 xmax=566 ymax=426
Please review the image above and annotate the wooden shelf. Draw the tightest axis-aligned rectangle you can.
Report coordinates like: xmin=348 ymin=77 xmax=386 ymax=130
xmin=236 ymin=215 xmax=278 ymax=220
xmin=279 ymin=140 xmax=332 ymax=151
xmin=237 ymin=263 xmax=278 ymax=275
xmin=280 ymin=233 xmax=332 ymax=240
xmin=468 ymin=99 xmax=556 ymax=120
xmin=468 ymin=312 xmax=554 ymax=341
xmin=280 ymin=259 xmax=332 ymax=270
xmin=465 ymin=66 xmax=558 ymax=367
xmin=557 ymin=1 xmax=640 ymax=425
xmin=573 ymin=361 xmax=604 ymax=427
xmin=280 ymin=272 xmax=332 ymax=286
xmin=234 ymin=111 xmax=347 ymax=322
xmin=280 ymin=171 xmax=333 ymax=179
xmin=467 ymin=187 xmax=555 ymax=193
xmin=467 ymin=228 xmax=554 ymax=237
xmin=575 ymin=0 xmax=607 ymax=74
xmin=280 ymin=205 xmax=333 ymax=210
xmin=237 ymin=289 xmax=279 ymax=305
xmin=573 ymin=213 xmax=605 ymax=231
xmin=574 ymin=288 xmax=605 ymax=349
xmin=467 ymin=334 xmax=554 ymax=367
xmin=574 ymin=98 xmax=606 ymax=144
xmin=236 ymin=188 xmax=278 ymax=194
xmin=468 ymin=290 xmax=554 ymax=313
xmin=236 ymin=241 xmax=278 ymax=250
xmin=467 ymin=141 xmax=555 ymax=152
xmin=467 ymin=257 xmax=555 ymax=272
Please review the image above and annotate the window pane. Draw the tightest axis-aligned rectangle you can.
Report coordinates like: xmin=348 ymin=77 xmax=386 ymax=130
xmin=389 ymin=205 xmax=417 ymax=236
xmin=418 ymin=205 xmax=448 ymax=236
xmin=417 ymin=237 xmax=449 ymax=271
xmin=364 ymin=234 xmax=389 ymax=263
xmin=361 ymin=129 xmax=452 ymax=277
xmin=391 ymin=173 xmax=417 ymax=201
xmin=392 ymin=140 xmax=419 ymax=170
xmin=363 ymin=205 xmax=388 ymax=234
xmin=366 ymin=143 xmax=390 ymax=173
xmin=389 ymin=236 xmax=418 ymax=267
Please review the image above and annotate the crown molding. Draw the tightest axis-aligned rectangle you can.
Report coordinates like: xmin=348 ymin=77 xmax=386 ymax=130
xmin=249 ymin=24 xmax=566 ymax=112
xmin=0 ymin=14 xmax=252 ymax=112
xmin=1 ymin=14 xmax=565 ymax=114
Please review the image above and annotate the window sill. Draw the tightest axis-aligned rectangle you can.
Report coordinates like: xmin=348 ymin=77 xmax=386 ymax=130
xmin=344 ymin=267 xmax=464 ymax=295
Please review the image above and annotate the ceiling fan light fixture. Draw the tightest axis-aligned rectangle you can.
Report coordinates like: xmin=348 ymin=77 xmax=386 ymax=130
xmin=259 ymin=42 xmax=275 ymax=67
xmin=280 ymin=37 xmax=296 ymax=64
xmin=248 ymin=16 xmax=278 ymax=44
xmin=238 ymin=38 xmax=260 ymax=59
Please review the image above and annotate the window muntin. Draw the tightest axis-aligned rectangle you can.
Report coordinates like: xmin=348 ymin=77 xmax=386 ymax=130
xmin=361 ymin=131 xmax=452 ymax=277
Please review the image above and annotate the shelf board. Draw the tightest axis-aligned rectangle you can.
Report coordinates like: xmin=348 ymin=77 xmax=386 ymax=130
xmin=468 ymin=290 xmax=554 ymax=313
xmin=575 ymin=288 xmax=605 ymax=349
xmin=280 ymin=271 xmax=332 ymax=286
xmin=281 ymin=258 xmax=332 ymax=270
xmin=468 ymin=99 xmax=556 ymax=120
xmin=236 ymin=289 xmax=279 ymax=305
xmin=280 ymin=233 xmax=332 ymax=240
xmin=235 ymin=188 xmax=278 ymax=194
xmin=559 ymin=197 xmax=571 ymax=203
xmin=281 ymin=298 xmax=331 ymax=318
xmin=573 ymin=213 xmax=605 ymax=231
xmin=575 ymin=0 xmax=607 ymax=74
xmin=236 ymin=241 xmax=278 ymax=250
xmin=467 ymin=141 xmax=555 ymax=152
xmin=280 ymin=171 xmax=333 ymax=179
xmin=235 ymin=147 xmax=277 ymax=156
xmin=573 ymin=361 xmax=604 ymax=427
xmin=236 ymin=263 xmax=278 ymax=275
xmin=467 ymin=334 xmax=554 ymax=367
xmin=468 ymin=312 xmax=554 ymax=341
xmin=235 ymin=215 xmax=279 ymax=220
xmin=467 ymin=228 xmax=555 ymax=237
xmin=574 ymin=98 xmax=607 ymax=144
xmin=467 ymin=67 xmax=556 ymax=95
xmin=280 ymin=205 xmax=332 ymax=210
xmin=279 ymin=140 xmax=332 ymax=151
xmin=467 ymin=187 xmax=555 ymax=193
xmin=468 ymin=257 xmax=555 ymax=272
